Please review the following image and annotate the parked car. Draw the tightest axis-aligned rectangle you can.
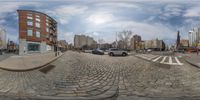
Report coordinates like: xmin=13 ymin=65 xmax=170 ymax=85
xmin=147 ymin=49 xmax=152 ymax=53
xmin=84 ymin=49 xmax=93 ymax=53
xmin=175 ymin=49 xmax=185 ymax=53
xmin=108 ymin=48 xmax=128 ymax=56
xmin=92 ymin=49 xmax=104 ymax=55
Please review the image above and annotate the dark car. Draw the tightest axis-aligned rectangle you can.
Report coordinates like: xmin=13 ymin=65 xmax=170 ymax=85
xmin=92 ymin=49 xmax=104 ymax=55
xmin=175 ymin=49 xmax=185 ymax=53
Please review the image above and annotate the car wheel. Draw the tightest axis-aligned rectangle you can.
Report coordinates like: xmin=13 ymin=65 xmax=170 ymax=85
xmin=122 ymin=53 xmax=127 ymax=56
xmin=110 ymin=53 xmax=114 ymax=56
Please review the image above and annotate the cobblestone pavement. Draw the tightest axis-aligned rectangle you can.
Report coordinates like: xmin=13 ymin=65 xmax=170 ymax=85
xmin=0 ymin=51 xmax=200 ymax=100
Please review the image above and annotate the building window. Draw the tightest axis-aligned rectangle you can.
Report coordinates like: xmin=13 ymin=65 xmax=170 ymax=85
xmin=27 ymin=29 xmax=33 ymax=36
xmin=46 ymin=27 xmax=49 ymax=32
xmin=27 ymin=13 xmax=32 ymax=16
xmin=27 ymin=20 xmax=33 ymax=26
xmin=35 ymin=22 xmax=40 ymax=28
xmin=46 ymin=22 xmax=49 ymax=26
xmin=36 ymin=31 xmax=40 ymax=38
xmin=36 ymin=15 xmax=40 ymax=18
xmin=27 ymin=16 xmax=33 ymax=20
xmin=46 ymin=34 xmax=49 ymax=38
xmin=36 ymin=18 xmax=40 ymax=22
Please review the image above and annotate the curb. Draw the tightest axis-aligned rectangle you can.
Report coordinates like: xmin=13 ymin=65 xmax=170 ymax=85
xmin=183 ymin=58 xmax=200 ymax=68
xmin=0 ymin=53 xmax=64 ymax=72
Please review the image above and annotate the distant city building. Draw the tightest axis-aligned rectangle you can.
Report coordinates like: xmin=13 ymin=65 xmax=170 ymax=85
xmin=145 ymin=39 xmax=165 ymax=51
xmin=0 ymin=27 xmax=7 ymax=50
xmin=130 ymin=34 xmax=141 ymax=50
xmin=58 ymin=40 xmax=68 ymax=52
xmin=176 ymin=31 xmax=181 ymax=49
xmin=138 ymin=41 xmax=145 ymax=50
xmin=180 ymin=39 xmax=189 ymax=47
xmin=74 ymin=35 xmax=97 ymax=49
xmin=100 ymin=43 xmax=112 ymax=50
xmin=188 ymin=27 xmax=200 ymax=47
xmin=18 ymin=10 xmax=57 ymax=55
xmin=7 ymin=40 xmax=18 ymax=53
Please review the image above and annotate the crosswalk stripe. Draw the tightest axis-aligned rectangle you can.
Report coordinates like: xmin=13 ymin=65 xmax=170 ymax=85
xmin=169 ymin=56 xmax=172 ymax=64
xmin=148 ymin=55 xmax=158 ymax=60
xmin=152 ymin=56 xmax=162 ymax=62
xmin=135 ymin=54 xmax=183 ymax=66
xmin=160 ymin=56 xmax=167 ymax=63
xmin=175 ymin=57 xmax=183 ymax=65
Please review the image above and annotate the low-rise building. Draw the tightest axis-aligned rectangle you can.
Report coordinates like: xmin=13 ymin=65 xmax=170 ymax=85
xmin=74 ymin=35 xmax=97 ymax=49
xmin=130 ymin=34 xmax=141 ymax=50
xmin=100 ymin=43 xmax=112 ymax=50
xmin=58 ymin=40 xmax=68 ymax=52
xmin=0 ymin=28 xmax=7 ymax=50
xmin=180 ymin=39 xmax=189 ymax=47
xmin=7 ymin=40 xmax=18 ymax=53
xmin=145 ymin=39 xmax=165 ymax=51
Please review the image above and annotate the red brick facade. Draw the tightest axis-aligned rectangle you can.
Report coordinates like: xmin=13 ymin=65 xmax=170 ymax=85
xmin=17 ymin=10 xmax=57 ymax=45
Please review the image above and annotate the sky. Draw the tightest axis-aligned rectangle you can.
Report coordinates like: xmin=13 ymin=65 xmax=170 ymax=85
xmin=0 ymin=0 xmax=200 ymax=45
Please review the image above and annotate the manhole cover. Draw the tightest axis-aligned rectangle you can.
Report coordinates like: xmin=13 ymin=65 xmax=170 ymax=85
xmin=39 ymin=64 xmax=56 ymax=74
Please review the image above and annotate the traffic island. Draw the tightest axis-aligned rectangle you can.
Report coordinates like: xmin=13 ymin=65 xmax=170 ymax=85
xmin=182 ymin=54 xmax=200 ymax=68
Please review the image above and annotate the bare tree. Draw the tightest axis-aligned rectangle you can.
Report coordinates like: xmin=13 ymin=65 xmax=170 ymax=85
xmin=118 ymin=30 xmax=133 ymax=49
xmin=98 ymin=38 xmax=105 ymax=49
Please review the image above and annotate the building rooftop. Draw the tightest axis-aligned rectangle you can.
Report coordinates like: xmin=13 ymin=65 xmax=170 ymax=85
xmin=17 ymin=9 xmax=57 ymax=24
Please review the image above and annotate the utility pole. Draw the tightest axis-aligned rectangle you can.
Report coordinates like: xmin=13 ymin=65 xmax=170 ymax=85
xmin=116 ymin=32 xmax=118 ymax=48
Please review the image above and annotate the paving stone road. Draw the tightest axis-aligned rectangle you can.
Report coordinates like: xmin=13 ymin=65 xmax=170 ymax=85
xmin=0 ymin=51 xmax=200 ymax=100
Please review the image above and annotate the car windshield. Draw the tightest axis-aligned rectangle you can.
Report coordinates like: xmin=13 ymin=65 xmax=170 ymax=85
xmin=1 ymin=1 xmax=200 ymax=100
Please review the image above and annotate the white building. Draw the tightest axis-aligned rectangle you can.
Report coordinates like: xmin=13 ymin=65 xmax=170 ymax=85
xmin=74 ymin=35 xmax=97 ymax=49
xmin=188 ymin=27 xmax=200 ymax=47
xmin=0 ymin=27 xmax=7 ymax=50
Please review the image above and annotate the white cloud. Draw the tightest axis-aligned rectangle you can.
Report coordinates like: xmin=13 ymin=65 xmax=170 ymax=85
xmin=0 ymin=19 xmax=6 ymax=24
xmin=46 ymin=5 xmax=88 ymax=24
xmin=96 ymin=2 xmax=139 ymax=8
xmin=159 ymin=4 xmax=183 ymax=20
xmin=86 ymin=12 xmax=115 ymax=25
xmin=0 ymin=2 xmax=41 ymax=43
xmin=85 ymin=20 xmax=176 ymax=43
xmin=58 ymin=31 xmax=74 ymax=44
xmin=0 ymin=2 xmax=40 ymax=19
xmin=184 ymin=6 xmax=200 ymax=17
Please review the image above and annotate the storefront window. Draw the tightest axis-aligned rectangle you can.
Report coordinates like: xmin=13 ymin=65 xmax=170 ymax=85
xmin=28 ymin=43 xmax=40 ymax=51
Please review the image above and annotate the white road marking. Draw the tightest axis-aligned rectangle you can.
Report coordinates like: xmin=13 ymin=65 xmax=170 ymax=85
xmin=169 ymin=56 xmax=172 ymax=64
xmin=160 ymin=56 xmax=167 ymax=63
xmin=136 ymin=54 xmax=183 ymax=66
xmin=175 ymin=57 xmax=183 ymax=65
xmin=152 ymin=56 xmax=162 ymax=62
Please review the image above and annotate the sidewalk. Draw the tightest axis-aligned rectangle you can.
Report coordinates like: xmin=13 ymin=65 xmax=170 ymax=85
xmin=182 ymin=53 xmax=200 ymax=68
xmin=0 ymin=52 xmax=63 ymax=71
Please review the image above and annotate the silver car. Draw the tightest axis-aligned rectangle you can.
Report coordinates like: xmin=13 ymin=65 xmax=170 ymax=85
xmin=108 ymin=48 xmax=128 ymax=56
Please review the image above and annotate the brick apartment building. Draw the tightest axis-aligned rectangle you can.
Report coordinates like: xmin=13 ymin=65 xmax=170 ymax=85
xmin=17 ymin=10 xmax=57 ymax=55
